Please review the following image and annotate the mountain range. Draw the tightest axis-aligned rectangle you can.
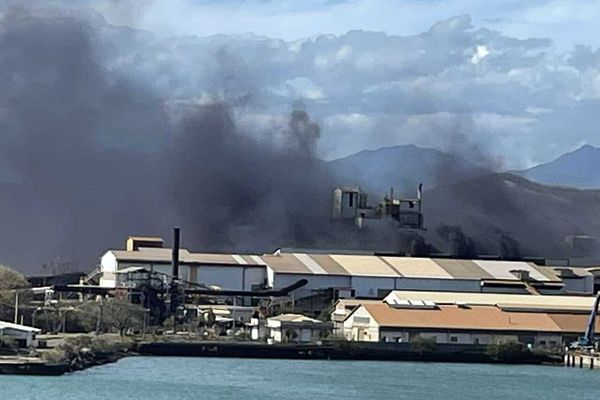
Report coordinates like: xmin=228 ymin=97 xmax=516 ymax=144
xmin=422 ymin=173 xmax=600 ymax=258
xmin=326 ymin=144 xmax=490 ymax=197
xmin=327 ymin=143 xmax=600 ymax=193
xmin=515 ymin=145 xmax=600 ymax=189
xmin=326 ymin=144 xmax=600 ymax=258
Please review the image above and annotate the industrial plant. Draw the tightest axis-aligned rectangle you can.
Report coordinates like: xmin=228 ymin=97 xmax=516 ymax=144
xmin=0 ymin=186 xmax=599 ymax=372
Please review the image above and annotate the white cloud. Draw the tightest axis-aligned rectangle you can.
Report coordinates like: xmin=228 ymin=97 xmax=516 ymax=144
xmin=470 ymin=45 xmax=489 ymax=64
xmin=15 ymin=4 xmax=600 ymax=168
xmin=271 ymin=77 xmax=326 ymax=100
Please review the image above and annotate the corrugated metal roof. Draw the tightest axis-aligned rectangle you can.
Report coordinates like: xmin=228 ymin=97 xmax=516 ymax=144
xmin=384 ymin=291 xmax=597 ymax=311
xmin=361 ymin=304 xmax=565 ymax=332
xmin=383 ymin=257 xmax=453 ymax=279
xmin=111 ymin=248 xmax=264 ymax=266
xmin=334 ymin=299 xmax=382 ymax=308
xmin=108 ymin=247 xmax=575 ymax=283
xmin=539 ymin=266 xmax=592 ymax=279
xmin=268 ymin=313 xmax=322 ymax=323
xmin=472 ymin=260 xmax=551 ymax=282
xmin=260 ymin=254 xmax=311 ymax=274
xmin=0 ymin=321 xmax=41 ymax=333
xmin=433 ymin=259 xmax=494 ymax=280
xmin=309 ymin=254 xmax=350 ymax=275
xmin=548 ymin=313 xmax=600 ymax=332
xmin=331 ymin=254 xmax=399 ymax=277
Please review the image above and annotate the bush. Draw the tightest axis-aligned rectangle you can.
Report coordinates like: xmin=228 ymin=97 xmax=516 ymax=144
xmin=486 ymin=342 xmax=526 ymax=362
xmin=0 ymin=337 xmax=18 ymax=352
xmin=0 ymin=264 xmax=31 ymax=322
xmin=410 ymin=336 xmax=436 ymax=353
xmin=284 ymin=329 xmax=299 ymax=343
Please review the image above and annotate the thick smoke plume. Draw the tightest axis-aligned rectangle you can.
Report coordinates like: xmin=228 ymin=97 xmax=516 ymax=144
xmin=0 ymin=10 xmax=169 ymax=270
xmin=422 ymin=119 xmax=582 ymax=259
xmin=0 ymin=9 xmax=382 ymax=271
xmin=168 ymin=102 xmax=332 ymax=252
xmin=0 ymin=7 xmax=595 ymax=273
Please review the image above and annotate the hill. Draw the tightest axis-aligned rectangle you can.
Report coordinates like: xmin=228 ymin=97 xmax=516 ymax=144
xmin=422 ymin=173 xmax=600 ymax=258
xmin=327 ymin=144 xmax=490 ymax=197
xmin=516 ymin=145 xmax=600 ymax=189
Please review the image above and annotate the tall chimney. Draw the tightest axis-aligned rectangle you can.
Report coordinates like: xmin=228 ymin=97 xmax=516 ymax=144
xmin=172 ymin=227 xmax=180 ymax=280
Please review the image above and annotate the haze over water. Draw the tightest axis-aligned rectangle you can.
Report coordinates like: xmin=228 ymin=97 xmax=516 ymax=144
xmin=1 ymin=357 xmax=598 ymax=399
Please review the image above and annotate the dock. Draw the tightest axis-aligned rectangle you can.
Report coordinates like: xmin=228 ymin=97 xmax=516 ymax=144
xmin=564 ymin=352 xmax=600 ymax=370
xmin=0 ymin=356 xmax=66 ymax=375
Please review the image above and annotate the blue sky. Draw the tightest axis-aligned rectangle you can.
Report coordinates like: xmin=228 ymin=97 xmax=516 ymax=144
xmin=4 ymin=0 xmax=600 ymax=168
xmin=94 ymin=0 xmax=600 ymax=51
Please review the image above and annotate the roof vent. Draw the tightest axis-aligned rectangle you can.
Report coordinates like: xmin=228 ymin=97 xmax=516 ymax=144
xmin=510 ymin=269 xmax=530 ymax=282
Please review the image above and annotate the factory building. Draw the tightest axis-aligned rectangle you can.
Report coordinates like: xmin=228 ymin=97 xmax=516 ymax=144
xmin=99 ymin=237 xmax=266 ymax=291
xmin=342 ymin=291 xmax=599 ymax=347
xmin=99 ymin=238 xmax=595 ymax=307
xmin=261 ymin=251 xmax=591 ymax=299
xmin=541 ymin=266 xmax=595 ymax=294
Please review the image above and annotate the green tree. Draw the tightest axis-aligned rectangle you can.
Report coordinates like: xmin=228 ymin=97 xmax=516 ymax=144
xmin=0 ymin=264 xmax=30 ymax=322
xmin=96 ymin=299 xmax=145 ymax=336
xmin=486 ymin=342 xmax=526 ymax=362
xmin=410 ymin=336 xmax=437 ymax=354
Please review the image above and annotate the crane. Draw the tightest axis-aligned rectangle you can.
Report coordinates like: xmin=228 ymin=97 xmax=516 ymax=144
xmin=570 ymin=292 xmax=600 ymax=349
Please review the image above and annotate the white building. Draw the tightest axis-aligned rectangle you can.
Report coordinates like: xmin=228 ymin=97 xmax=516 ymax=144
xmin=100 ymin=237 xmax=266 ymax=291
xmin=0 ymin=321 xmax=41 ymax=348
xmin=250 ymin=314 xmax=331 ymax=343
xmin=98 ymin=238 xmax=594 ymax=305
xmin=261 ymin=252 xmax=582 ymax=300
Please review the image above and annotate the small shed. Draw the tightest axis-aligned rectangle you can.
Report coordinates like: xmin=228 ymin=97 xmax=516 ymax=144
xmin=265 ymin=314 xmax=332 ymax=343
xmin=0 ymin=321 xmax=41 ymax=348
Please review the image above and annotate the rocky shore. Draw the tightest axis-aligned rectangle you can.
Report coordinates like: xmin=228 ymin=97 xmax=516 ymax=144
xmin=0 ymin=334 xmax=136 ymax=376
xmin=0 ymin=336 xmax=563 ymax=376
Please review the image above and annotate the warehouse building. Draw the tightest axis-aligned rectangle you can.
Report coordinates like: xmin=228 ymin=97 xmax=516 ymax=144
xmin=99 ymin=238 xmax=594 ymax=302
xmin=100 ymin=237 xmax=267 ymax=291
xmin=261 ymin=251 xmax=589 ymax=299
xmin=382 ymin=290 xmax=596 ymax=312
xmin=342 ymin=291 xmax=599 ymax=347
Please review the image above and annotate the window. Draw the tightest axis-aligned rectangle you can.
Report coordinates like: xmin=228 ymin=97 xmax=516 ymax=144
xmin=353 ymin=316 xmax=371 ymax=325
xmin=349 ymin=193 xmax=354 ymax=207
xmin=450 ymin=336 xmax=458 ymax=343
xmin=474 ymin=338 xmax=480 ymax=345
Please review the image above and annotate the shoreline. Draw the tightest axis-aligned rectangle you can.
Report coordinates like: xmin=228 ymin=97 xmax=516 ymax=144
xmin=0 ymin=336 xmax=563 ymax=375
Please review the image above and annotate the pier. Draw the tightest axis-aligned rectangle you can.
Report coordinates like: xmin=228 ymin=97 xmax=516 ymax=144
xmin=564 ymin=352 xmax=600 ymax=370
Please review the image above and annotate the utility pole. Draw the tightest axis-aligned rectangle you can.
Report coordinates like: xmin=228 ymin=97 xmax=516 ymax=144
xmin=170 ymin=227 xmax=181 ymax=335
xmin=231 ymin=296 xmax=237 ymax=336
xmin=13 ymin=291 xmax=19 ymax=324
xmin=96 ymin=298 xmax=104 ymax=334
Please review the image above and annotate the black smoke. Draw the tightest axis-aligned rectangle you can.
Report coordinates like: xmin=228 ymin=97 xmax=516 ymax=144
xmin=0 ymin=9 xmax=383 ymax=272
xmin=168 ymin=102 xmax=333 ymax=252
xmin=0 ymin=10 xmax=173 ymax=270
xmin=435 ymin=225 xmax=477 ymax=259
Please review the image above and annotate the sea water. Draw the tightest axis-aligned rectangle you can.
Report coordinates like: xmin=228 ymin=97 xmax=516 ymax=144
xmin=0 ymin=357 xmax=598 ymax=400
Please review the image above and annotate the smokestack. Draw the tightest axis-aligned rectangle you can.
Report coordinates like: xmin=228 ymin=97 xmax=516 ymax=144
xmin=172 ymin=227 xmax=180 ymax=279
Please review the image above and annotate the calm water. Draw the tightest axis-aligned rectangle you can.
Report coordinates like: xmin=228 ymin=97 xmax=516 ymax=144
xmin=1 ymin=357 xmax=599 ymax=400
